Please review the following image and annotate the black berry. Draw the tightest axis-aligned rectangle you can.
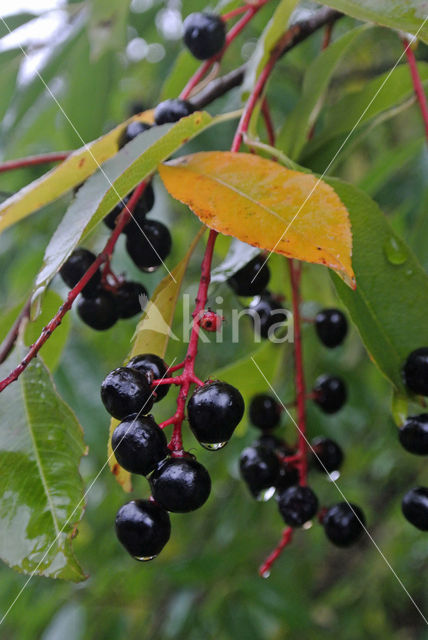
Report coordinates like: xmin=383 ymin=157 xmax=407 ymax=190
xmin=154 ymin=99 xmax=195 ymax=125
xmin=111 ymin=414 xmax=168 ymax=476
xmin=313 ymin=375 xmax=347 ymax=414
xmin=315 ymin=308 xmax=348 ymax=348
xmin=255 ymin=434 xmax=294 ymax=457
xmin=248 ymin=291 xmax=289 ymax=339
xmin=118 ymin=121 xmax=151 ymax=149
xmin=126 ymin=219 xmax=172 ymax=272
xmin=249 ymin=393 xmax=281 ymax=431
xmin=183 ymin=12 xmax=226 ymax=60
xmin=402 ymin=487 xmax=428 ymax=530
xmin=228 ymin=256 xmax=270 ymax=297
xmin=323 ymin=502 xmax=366 ymax=547
xmin=101 ymin=366 xmax=154 ymax=420
xmin=127 ymin=353 xmax=170 ymax=402
xmin=187 ymin=380 xmax=245 ymax=448
xmin=115 ymin=499 xmax=171 ymax=559
xmin=150 ymin=457 xmax=211 ymax=513
xmin=77 ymin=290 xmax=118 ymax=330
xmin=402 ymin=348 xmax=428 ymax=396
xmin=115 ymin=281 xmax=148 ymax=319
xmin=398 ymin=414 xmax=428 ymax=455
xmin=239 ymin=445 xmax=280 ymax=499
xmin=311 ymin=436 xmax=344 ymax=473
xmin=103 ymin=186 xmax=155 ymax=231
xmin=276 ymin=463 xmax=300 ymax=491
xmin=277 ymin=485 xmax=319 ymax=527
xmin=60 ymin=248 xmax=101 ymax=298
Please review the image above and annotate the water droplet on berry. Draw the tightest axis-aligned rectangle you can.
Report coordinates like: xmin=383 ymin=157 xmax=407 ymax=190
xmin=260 ymin=569 xmax=271 ymax=579
xmin=255 ymin=486 xmax=276 ymax=502
xmin=133 ymin=554 xmax=157 ymax=562
xmin=327 ymin=470 xmax=340 ymax=482
xmin=302 ymin=520 xmax=313 ymax=530
xmin=383 ymin=237 xmax=408 ymax=265
xmin=200 ymin=441 xmax=228 ymax=451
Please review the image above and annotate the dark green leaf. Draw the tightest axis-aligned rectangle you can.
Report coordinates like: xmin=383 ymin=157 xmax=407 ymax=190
xmin=0 ymin=345 xmax=86 ymax=581
xmin=24 ymin=291 xmax=71 ymax=371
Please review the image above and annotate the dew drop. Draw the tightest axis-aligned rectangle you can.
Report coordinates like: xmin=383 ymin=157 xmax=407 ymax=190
xmin=328 ymin=470 xmax=340 ymax=482
xmin=255 ymin=486 xmax=276 ymax=502
xmin=405 ymin=268 xmax=414 ymax=277
xmin=302 ymin=520 xmax=313 ymax=530
xmin=383 ymin=237 xmax=408 ymax=265
xmin=200 ymin=441 xmax=228 ymax=451
xmin=261 ymin=569 xmax=271 ymax=579
xmin=133 ymin=554 xmax=157 ymax=562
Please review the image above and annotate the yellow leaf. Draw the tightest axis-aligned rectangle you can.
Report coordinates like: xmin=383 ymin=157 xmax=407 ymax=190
xmin=107 ymin=228 xmax=204 ymax=491
xmin=159 ymin=151 xmax=355 ymax=288
xmin=0 ymin=111 xmax=154 ymax=235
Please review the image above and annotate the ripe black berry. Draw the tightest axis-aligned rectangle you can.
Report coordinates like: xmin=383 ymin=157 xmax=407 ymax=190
xmin=154 ymin=99 xmax=195 ymax=125
xmin=60 ymin=248 xmax=101 ymax=298
xmin=150 ymin=457 xmax=211 ymax=513
xmin=101 ymin=366 xmax=154 ymax=420
xmin=323 ymin=502 xmax=366 ymax=547
xmin=311 ymin=436 xmax=344 ymax=473
xmin=315 ymin=308 xmax=348 ymax=348
xmin=402 ymin=348 xmax=428 ymax=396
xmin=228 ymin=256 xmax=270 ymax=297
xmin=398 ymin=414 xmax=428 ymax=455
xmin=115 ymin=281 xmax=148 ymax=319
xmin=103 ymin=185 xmax=155 ymax=231
xmin=239 ymin=445 xmax=280 ymax=499
xmin=187 ymin=380 xmax=245 ymax=448
xmin=402 ymin=487 xmax=428 ymax=530
xmin=249 ymin=393 xmax=281 ymax=431
xmin=127 ymin=353 xmax=170 ymax=402
xmin=118 ymin=121 xmax=151 ymax=149
xmin=111 ymin=415 xmax=168 ymax=476
xmin=115 ymin=499 xmax=171 ymax=559
xmin=313 ymin=375 xmax=347 ymax=414
xmin=77 ymin=290 xmax=118 ymax=330
xmin=183 ymin=12 xmax=226 ymax=60
xmin=277 ymin=485 xmax=319 ymax=527
xmin=255 ymin=434 xmax=294 ymax=457
xmin=248 ymin=291 xmax=289 ymax=339
xmin=276 ymin=463 xmax=300 ymax=491
xmin=126 ymin=219 xmax=172 ymax=272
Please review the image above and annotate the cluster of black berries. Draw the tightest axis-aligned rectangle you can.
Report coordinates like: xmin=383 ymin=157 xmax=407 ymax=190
xmin=59 ymin=248 xmax=147 ymax=330
xmin=240 ymin=393 xmax=366 ymax=548
xmin=397 ymin=348 xmax=428 ymax=532
xmin=101 ymin=355 xmax=245 ymax=560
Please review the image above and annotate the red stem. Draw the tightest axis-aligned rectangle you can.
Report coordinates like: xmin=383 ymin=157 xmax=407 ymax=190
xmin=0 ymin=182 xmax=147 ymax=393
xmin=261 ymin=98 xmax=275 ymax=146
xmin=258 ymin=527 xmax=293 ymax=577
xmin=402 ymin=37 xmax=428 ymax=142
xmin=0 ymin=152 xmax=69 ymax=173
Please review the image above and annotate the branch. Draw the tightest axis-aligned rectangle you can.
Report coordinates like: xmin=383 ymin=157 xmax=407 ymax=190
xmin=402 ymin=37 xmax=428 ymax=142
xmin=192 ymin=7 xmax=342 ymax=110
xmin=0 ymin=298 xmax=31 ymax=365
xmin=0 ymin=152 xmax=69 ymax=174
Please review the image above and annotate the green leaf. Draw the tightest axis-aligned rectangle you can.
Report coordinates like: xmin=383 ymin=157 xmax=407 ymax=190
xmin=88 ymin=0 xmax=129 ymax=60
xmin=241 ymin=0 xmax=300 ymax=99
xmin=0 ymin=345 xmax=86 ymax=581
xmin=108 ymin=228 xmax=204 ymax=491
xmin=0 ymin=49 xmax=22 ymax=122
xmin=33 ymin=111 xmax=213 ymax=300
xmin=0 ymin=111 xmax=153 ymax=235
xmin=160 ymin=50 xmax=200 ymax=101
xmin=329 ymin=178 xmax=428 ymax=393
xmin=322 ymin=0 xmax=428 ymax=44
xmin=0 ymin=12 xmax=36 ymax=38
xmin=277 ymin=26 xmax=369 ymax=160
xmin=301 ymin=63 xmax=428 ymax=170
xmin=24 ymin=291 xmax=71 ymax=371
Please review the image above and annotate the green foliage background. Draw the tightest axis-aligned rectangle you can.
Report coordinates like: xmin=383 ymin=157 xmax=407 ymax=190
xmin=0 ymin=1 xmax=427 ymax=638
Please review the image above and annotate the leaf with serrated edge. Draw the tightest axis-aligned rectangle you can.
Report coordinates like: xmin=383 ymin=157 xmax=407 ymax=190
xmin=0 ymin=111 xmax=153 ymax=235
xmin=159 ymin=151 xmax=355 ymax=288
xmin=0 ymin=346 xmax=86 ymax=581
xmin=33 ymin=111 xmax=213 ymax=303
xmin=108 ymin=229 xmax=204 ymax=491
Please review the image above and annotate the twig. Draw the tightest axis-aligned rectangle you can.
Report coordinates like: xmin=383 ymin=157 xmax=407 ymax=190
xmin=0 ymin=152 xmax=69 ymax=174
xmin=402 ymin=37 xmax=428 ymax=142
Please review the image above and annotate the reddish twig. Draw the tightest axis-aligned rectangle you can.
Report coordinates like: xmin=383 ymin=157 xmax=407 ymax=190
xmin=0 ymin=298 xmax=32 ymax=365
xmin=0 ymin=182 xmax=148 ymax=392
xmin=0 ymin=152 xmax=69 ymax=174
xmin=259 ymin=527 xmax=293 ymax=577
xmin=402 ymin=37 xmax=428 ymax=142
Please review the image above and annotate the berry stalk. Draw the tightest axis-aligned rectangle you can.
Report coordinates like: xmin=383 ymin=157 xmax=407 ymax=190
xmin=402 ymin=37 xmax=428 ymax=142
xmin=0 ymin=151 xmax=69 ymax=174
xmin=258 ymin=527 xmax=293 ymax=577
